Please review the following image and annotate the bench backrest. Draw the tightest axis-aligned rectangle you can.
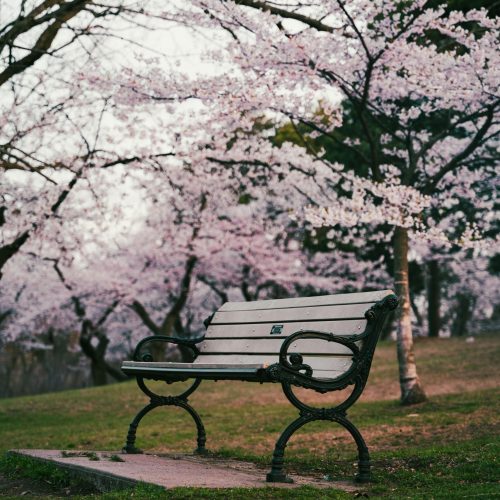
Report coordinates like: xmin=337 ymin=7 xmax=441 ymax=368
xmin=195 ymin=290 xmax=394 ymax=380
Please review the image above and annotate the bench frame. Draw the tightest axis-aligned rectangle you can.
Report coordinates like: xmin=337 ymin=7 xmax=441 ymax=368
xmin=122 ymin=293 xmax=398 ymax=483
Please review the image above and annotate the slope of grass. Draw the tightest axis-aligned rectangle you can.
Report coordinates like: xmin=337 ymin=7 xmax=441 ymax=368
xmin=0 ymin=335 xmax=499 ymax=498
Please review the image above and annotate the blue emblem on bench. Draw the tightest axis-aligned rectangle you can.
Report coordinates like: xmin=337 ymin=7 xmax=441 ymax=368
xmin=270 ymin=324 xmax=284 ymax=335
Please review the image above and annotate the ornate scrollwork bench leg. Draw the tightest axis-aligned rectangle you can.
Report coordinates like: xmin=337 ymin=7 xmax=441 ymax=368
xmin=265 ymin=295 xmax=399 ymax=483
xmin=123 ymin=377 xmax=207 ymax=455
xmin=266 ymin=382 xmax=372 ymax=483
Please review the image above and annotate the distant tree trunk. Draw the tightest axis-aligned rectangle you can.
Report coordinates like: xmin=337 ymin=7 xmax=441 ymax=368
xmin=174 ymin=316 xmax=197 ymax=362
xmin=451 ymin=293 xmax=472 ymax=337
xmin=492 ymin=304 xmax=500 ymax=321
xmin=90 ymin=355 xmax=108 ymax=386
xmin=0 ymin=231 xmax=30 ymax=280
xmin=427 ymin=260 xmax=441 ymax=338
xmin=0 ymin=309 xmax=13 ymax=330
xmin=380 ymin=311 xmax=395 ymax=340
xmin=79 ymin=321 xmax=127 ymax=386
xmin=91 ymin=334 xmax=109 ymax=386
xmin=410 ymin=293 xmax=423 ymax=328
xmin=130 ymin=256 xmax=198 ymax=362
xmin=393 ymin=227 xmax=427 ymax=405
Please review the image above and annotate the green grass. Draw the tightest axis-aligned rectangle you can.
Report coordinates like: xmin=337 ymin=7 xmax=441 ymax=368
xmin=1 ymin=335 xmax=499 ymax=498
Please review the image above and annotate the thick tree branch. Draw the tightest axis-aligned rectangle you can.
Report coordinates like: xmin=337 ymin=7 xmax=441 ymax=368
xmin=100 ymin=152 xmax=175 ymax=169
xmin=79 ymin=320 xmax=127 ymax=382
xmin=160 ymin=255 xmax=198 ymax=334
xmin=414 ymin=106 xmax=497 ymax=168
xmin=198 ymin=275 xmax=229 ymax=303
xmin=130 ymin=300 xmax=160 ymax=335
xmin=96 ymin=300 xmax=121 ymax=328
xmin=0 ymin=1 xmax=91 ymax=87
xmin=231 ymin=0 xmax=336 ymax=33
xmin=335 ymin=0 xmax=373 ymax=62
xmin=0 ymin=231 xmax=29 ymax=278
xmin=423 ymin=105 xmax=496 ymax=193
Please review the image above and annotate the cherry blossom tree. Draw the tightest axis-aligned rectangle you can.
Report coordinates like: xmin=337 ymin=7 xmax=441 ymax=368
xmin=0 ymin=0 xmax=179 ymax=278
xmin=3 ymin=1 xmax=498 ymax=404
xmin=100 ymin=0 xmax=499 ymax=404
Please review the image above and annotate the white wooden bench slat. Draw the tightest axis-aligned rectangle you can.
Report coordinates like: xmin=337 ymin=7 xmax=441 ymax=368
xmin=218 ymin=290 xmax=392 ymax=312
xmin=198 ymin=338 xmax=357 ymax=356
xmin=211 ymin=302 xmax=373 ymax=325
xmin=122 ymin=361 xmax=265 ymax=370
xmin=205 ymin=319 xmax=366 ymax=338
xmin=194 ymin=353 xmax=353 ymax=373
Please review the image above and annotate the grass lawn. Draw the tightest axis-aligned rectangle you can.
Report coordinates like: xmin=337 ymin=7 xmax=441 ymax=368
xmin=0 ymin=335 xmax=499 ymax=499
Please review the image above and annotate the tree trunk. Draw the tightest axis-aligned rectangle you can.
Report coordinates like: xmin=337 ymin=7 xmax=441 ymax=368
xmin=410 ymin=293 xmax=423 ymax=327
xmin=79 ymin=321 xmax=127 ymax=385
xmin=427 ymin=260 xmax=441 ymax=338
xmin=90 ymin=360 xmax=108 ymax=386
xmin=451 ymin=294 xmax=472 ymax=337
xmin=380 ymin=311 xmax=395 ymax=340
xmin=393 ymin=227 xmax=427 ymax=405
xmin=0 ymin=231 xmax=30 ymax=279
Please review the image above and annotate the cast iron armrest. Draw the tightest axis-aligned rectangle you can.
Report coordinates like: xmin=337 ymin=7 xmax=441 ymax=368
xmin=133 ymin=335 xmax=205 ymax=361
xmin=267 ymin=294 xmax=399 ymax=392
xmin=265 ymin=329 xmax=360 ymax=392
xmin=279 ymin=329 xmax=360 ymax=372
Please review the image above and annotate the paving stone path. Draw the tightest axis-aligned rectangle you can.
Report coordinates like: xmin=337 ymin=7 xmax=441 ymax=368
xmin=12 ymin=449 xmax=361 ymax=492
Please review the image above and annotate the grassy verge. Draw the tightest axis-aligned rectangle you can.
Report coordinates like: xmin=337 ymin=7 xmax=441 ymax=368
xmin=0 ymin=335 xmax=499 ymax=498
xmin=0 ymin=452 xmax=99 ymax=498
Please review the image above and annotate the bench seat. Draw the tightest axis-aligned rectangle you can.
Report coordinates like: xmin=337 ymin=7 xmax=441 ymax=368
xmin=122 ymin=360 xmax=266 ymax=381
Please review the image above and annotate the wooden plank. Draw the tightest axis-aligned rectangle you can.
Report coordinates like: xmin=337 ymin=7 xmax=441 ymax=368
xmin=122 ymin=361 xmax=264 ymax=369
xmin=198 ymin=338 xmax=357 ymax=356
xmin=218 ymin=290 xmax=392 ymax=312
xmin=121 ymin=362 xmax=264 ymax=379
xmin=194 ymin=354 xmax=353 ymax=373
xmin=205 ymin=319 xmax=366 ymax=339
xmin=306 ymin=370 xmax=354 ymax=380
xmin=194 ymin=354 xmax=277 ymax=366
xmin=211 ymin=303 xmax=372 ymax=325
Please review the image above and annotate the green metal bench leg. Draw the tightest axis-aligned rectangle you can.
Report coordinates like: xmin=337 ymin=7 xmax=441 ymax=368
xmin=266 ymin=413 xmax=371 ymax=483
xmin=123 ymin=401 xmax=159 ymax=454
xmin=122 ymin=398 xmax=207 ymax=455
xmin=123 ymin=377 xmax=207 ymax=455
xmin=267 ymin=414 xmax=312 ymax=483
xmin=335 ymin=414 xmax=372 ymax=483
xmin=176 ymin=398 xmax=207 ymax=454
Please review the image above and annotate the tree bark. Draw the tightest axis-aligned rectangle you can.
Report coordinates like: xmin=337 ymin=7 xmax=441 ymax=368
xmin=79 ymin=320 xmax=127 ymax=385
xmin=160 ymin=255 xmax=197 ymax=337
xmin=380 ymin=311 xmax=395 ymax=340
xmin=393 ymin=227 xmax=427 ymax=405
xmin=130 ymin=256 xmax=198 ymax=363
xmin=0 ymin=231 xmax=30 ymax=279
xmin=451 ymin=294 xmax=472 ymax=337
xmin=427 ymin=260 xmax=441 ymax=338
xmin=410 ymin=293 xmax=423 ymax=328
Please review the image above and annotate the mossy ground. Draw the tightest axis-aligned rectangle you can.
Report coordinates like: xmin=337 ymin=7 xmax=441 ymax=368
xmin=0 ymin=335 xmax=499 ymax=498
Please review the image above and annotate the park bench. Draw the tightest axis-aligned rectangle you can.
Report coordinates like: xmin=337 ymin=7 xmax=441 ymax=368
xmin=121 ymin=289 xmax=398 ymax=483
